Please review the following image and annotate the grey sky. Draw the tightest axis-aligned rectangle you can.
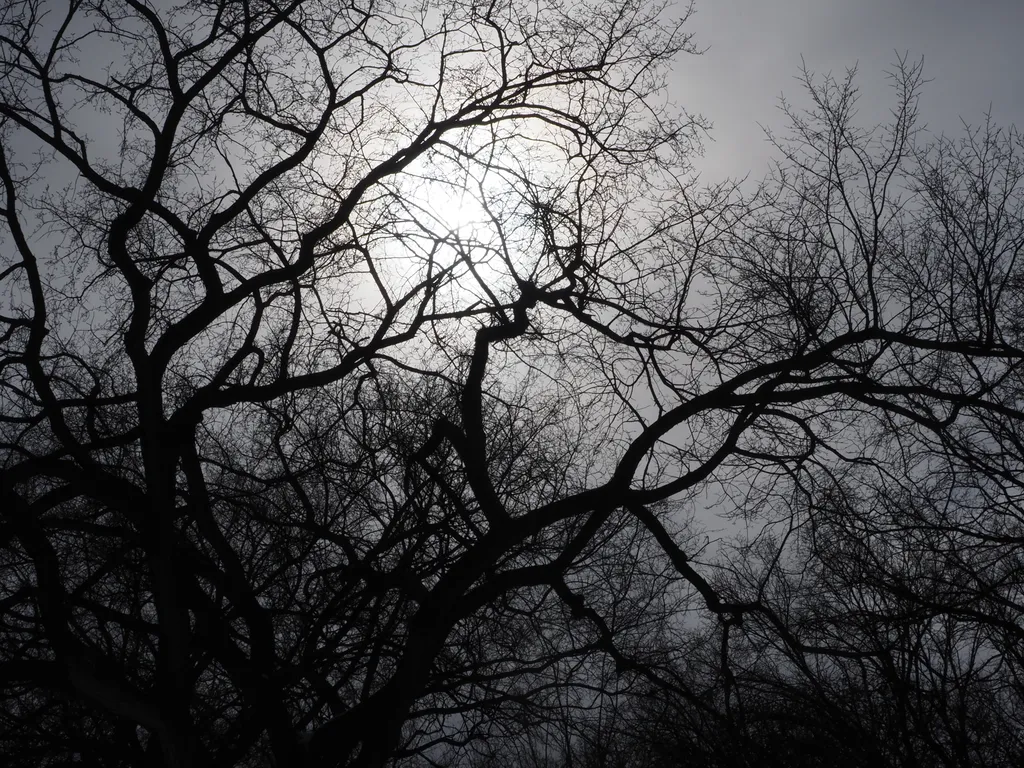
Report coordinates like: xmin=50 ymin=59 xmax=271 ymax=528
xmin=674 ymin=0 xmax=1024 ymax=182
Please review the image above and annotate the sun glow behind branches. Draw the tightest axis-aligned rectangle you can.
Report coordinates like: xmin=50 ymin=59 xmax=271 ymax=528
xmin=416 ymin=178 xmax=491 ymax=247
xmin=379 ymin=151 xmax=536 ymax=313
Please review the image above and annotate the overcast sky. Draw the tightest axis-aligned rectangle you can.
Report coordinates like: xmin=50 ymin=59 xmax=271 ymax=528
xmin=673 ymin=0 xmax=1024 ymax=183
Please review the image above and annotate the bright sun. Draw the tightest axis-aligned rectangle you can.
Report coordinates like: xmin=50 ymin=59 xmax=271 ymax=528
xmin=421 ymin=182 xmax=490 ymax=240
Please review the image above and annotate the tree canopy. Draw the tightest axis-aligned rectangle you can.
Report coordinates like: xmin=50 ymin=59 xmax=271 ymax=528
xmin=1 ymin=1 xmax=1023 ymax=767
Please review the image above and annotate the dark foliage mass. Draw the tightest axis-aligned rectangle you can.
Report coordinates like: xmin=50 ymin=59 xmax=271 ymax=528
xmin=1 ymin=1 xmax=1023 ymax=766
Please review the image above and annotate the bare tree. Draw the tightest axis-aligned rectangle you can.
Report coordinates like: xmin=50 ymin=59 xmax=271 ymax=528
xmin=629 ymin=60 xmax=1024 ymax=768
xmin=2 ymin=2 xmax=1024 ymax=767
xmin=1 ymin=1 xmax=706 ymax=765
xmin=480 ymin=58 xmax=1024 ymax=768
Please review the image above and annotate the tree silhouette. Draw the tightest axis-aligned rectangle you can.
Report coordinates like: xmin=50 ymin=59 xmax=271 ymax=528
xmin=2 ymin=1 xmax=1023 ymax=767
xmin=517 ymin=62 xmax=1024 ymax=768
